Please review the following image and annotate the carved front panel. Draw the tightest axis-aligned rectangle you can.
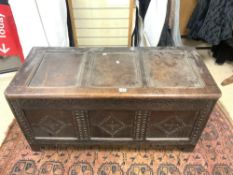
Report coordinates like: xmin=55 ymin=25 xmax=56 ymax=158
xmin=147 ymin=111 xmax=199 ymax=139
xmin=24 ymin=110 xmax=76 ymax=138
xmin=88 ymin=110 xmax=135 ymax=139
xmin=9 ymin=99 xmax=216 ymax=148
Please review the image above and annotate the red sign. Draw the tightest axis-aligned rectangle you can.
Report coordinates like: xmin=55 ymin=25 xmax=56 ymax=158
xmin=0 ymin=4 xmax=24 ymax=62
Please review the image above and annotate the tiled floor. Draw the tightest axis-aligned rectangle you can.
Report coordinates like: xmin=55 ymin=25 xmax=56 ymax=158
xmin=0 ymin=50 xmax=232 ymax=145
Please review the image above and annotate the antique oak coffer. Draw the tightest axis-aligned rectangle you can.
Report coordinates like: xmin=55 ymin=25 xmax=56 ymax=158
xmin=5 ymin=47 xmax=221 ymax=151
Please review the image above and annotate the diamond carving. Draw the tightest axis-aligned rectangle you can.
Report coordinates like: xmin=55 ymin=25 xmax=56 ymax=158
xmin=39 ymin=115 xmax=66 ymax=135
xmin=97 ymin=115 xmax=126 ymax=137
xmin=154 ymin=116 xmax=187 ymax=135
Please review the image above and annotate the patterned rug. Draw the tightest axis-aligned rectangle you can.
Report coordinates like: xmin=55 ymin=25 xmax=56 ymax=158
xmin=0 ymin=103 xmax=233 ymax=175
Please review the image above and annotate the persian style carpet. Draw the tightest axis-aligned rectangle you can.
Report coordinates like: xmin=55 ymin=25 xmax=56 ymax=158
xmin=0 ymin=103 xmax=232 ymax=175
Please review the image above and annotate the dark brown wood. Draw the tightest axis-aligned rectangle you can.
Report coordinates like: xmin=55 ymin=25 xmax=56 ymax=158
xmin=5 ymin=47 xmax=221 ymax=151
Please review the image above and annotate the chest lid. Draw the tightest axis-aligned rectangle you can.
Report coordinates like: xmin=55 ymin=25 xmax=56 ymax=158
xmin=5 ymin=47 xmax=221 ymax=99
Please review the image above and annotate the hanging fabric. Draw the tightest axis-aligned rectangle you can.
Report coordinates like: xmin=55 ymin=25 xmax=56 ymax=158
xmin=131 ymin=0 xmax=168 ymax=47
xmin=143 ymin=0 xmax=168 ymax=46
xmin=158 ymin=0 xmax=183 ymax=46
xmin=170 ymin=0 xmax=182 ymax=46
xmin=131 ymin=0 xmax=151 ymax=47
xmin=138 ymin=0 xmax=151 ymax=20
xmin=158 ymin=0 xmax=174 ymax=46
xmin=131 ymin=7 xmax=139 ymax=46
xmin=188 ymin=0 xmax=233 ymax=64
xmin=187 ymin=0 xmax=233 ymax=45
xmin=131 ymin=0 xmax=182 ymax=47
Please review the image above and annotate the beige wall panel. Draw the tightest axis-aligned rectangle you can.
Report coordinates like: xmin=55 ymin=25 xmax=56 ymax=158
xmin=70 ymin=0 xmax=131 ymax=46
xmin=75 ymin=19 xmax=128 ymax=28
xmin=78 ymin=38 xmax=128 ymax=45
xmin=72 ymin=0 xmax=129 ymax=8
xmin=77 ymin=29 xmax=128 ymax=37
xmin=73 ymin=9 xmax=129 ymax=19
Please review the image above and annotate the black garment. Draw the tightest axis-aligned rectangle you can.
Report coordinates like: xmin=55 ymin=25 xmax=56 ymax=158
xmin=65 ymin=0 xmax=75 ymax=46
xmin=131 ymin=8 xmax=139 ymax=46
xmin=138 ymin=0 xmax=151 ymax=20
xmin=187 ymin=0 xmax=211 ymax=40
xmin=158 ymin=0 xmax=173 ymax=46
xmin=0 ymin=0 xmax=8 ymax=4
xmin=131 ymin=0 xmax=151 ymax=46
xmin=188 ymin=0 xmax=233 ymax=45
xmin=158 ymin=23 xmax=173 ymax=46
xmin=212 ymin=38 xmax=233 ymax=64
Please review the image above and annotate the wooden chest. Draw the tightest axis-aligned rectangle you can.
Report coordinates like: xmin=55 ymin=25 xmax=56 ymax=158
xmin=5 ymin=47 xmax=221 ymax=151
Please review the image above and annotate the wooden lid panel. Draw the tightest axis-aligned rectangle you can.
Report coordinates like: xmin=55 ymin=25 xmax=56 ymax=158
xmin=85 ymin=52 xmax=142 ymax=88
xmin=142 ymin=50 xmax=204 ymax=88
xmin=29 ymin=53 xmax=85 ymax=87
xmin=5 ymin=47 xmax=221 ymax=99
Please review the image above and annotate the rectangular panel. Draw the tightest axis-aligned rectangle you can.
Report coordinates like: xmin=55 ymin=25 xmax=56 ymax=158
xmin=73 ymin=9 xmax=129 ymax=19
xmin=87 ymin=52 xmax=141 ymax=87
xmin=77 ymin=29 xmax=128 ymax=37
xmin=78 ymin=38 xmax=128 ymax=46
xmin=88 ymin=110 xmax=135 ymax=139
xmin=79 ymin=45 xmax=127 ymax=48
xmin=75 ymin=19 xmax=128 ymax=28
xmin=142 ymin=50 xmax=204 ymax=88
xmin=24 ymin=109 xmax=77 ymax=139
xmin=29 ymin=53 xmax=84 ymax=87
xmin=147 ymin=111 xmax=198 ymax=139
xmin=72 ymin=0 xmax=129 ymax=8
